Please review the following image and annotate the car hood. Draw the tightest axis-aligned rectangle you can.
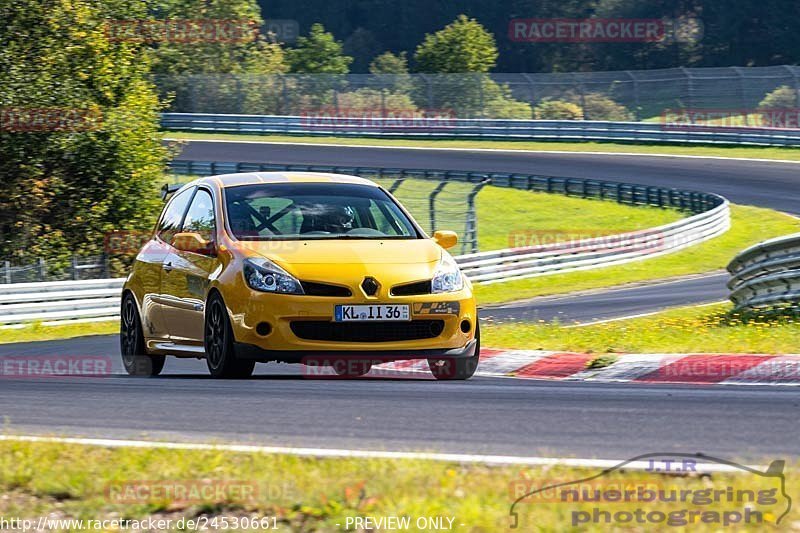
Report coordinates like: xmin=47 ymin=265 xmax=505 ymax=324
xmin=238 ymin=239 xmax=444 ymax=287
xmin=239 ymin=238 xmax=442 ymax=266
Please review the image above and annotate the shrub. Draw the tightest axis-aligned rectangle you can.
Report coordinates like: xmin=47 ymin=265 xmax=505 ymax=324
xmin=533 ymin=100 xmax=584 ymax=120
xmin=582 ymin=93 xmax=634 ymax=121
xmin=758 ymin=85 xmax=798 ymax=109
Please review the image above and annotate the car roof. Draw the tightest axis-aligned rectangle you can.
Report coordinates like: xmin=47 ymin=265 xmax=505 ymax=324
xmin=187 ymin=172 xmax=380 ymax=190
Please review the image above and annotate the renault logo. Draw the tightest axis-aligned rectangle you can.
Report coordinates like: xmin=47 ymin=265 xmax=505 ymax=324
xmin=361 ymin=277 xmax=379 ymax=296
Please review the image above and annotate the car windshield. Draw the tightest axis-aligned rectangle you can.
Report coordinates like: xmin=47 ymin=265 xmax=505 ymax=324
xmin=224 ymin=182 xmax=420 ymax=240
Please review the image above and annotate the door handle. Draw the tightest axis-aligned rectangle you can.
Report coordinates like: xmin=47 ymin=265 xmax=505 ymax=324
xmin=163 ymin=261 xmax=174 ymax=273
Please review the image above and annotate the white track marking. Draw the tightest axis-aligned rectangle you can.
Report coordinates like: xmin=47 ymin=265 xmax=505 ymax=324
xmin=0 ymin=435 xmax=757 ymax=472
xmin=167 ymin=138 xmax=800 ymax=165
xmin=564 ymin=300 xmax=728 ymax=328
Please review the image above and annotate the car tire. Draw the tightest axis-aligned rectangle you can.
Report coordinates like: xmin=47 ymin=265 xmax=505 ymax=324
xmin=427 ymin=322 xmax=480 ymax=381
xmin=204 ymin=293 xmax=255 ymax=379
xmin=120 ymin=293 xmax=165 ymax=377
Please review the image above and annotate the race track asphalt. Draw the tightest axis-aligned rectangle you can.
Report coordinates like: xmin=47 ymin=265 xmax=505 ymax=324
xmin=0 ymin=335 xmax=798 ymax=461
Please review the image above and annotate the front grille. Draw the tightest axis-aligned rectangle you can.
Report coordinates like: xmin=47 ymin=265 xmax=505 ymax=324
xmin=391 ymin=280 xmax=431 ymax=296
xmin=291 ymin=320 xmax=445 ymax=342
xmin=300 ymin=281 xmax=352 ymax=297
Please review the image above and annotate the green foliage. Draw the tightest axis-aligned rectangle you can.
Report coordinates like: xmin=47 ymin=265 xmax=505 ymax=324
xmin=288 ymin=23 xmax=353 ymax=74
xmin=334 ymin=89 xmax=418 ymax=114
xmin=533 ymin=100 xmax=584 ymax=120
xmin=581 ymin=93 xmax=634 ymax=121
xmin=482 ymin=80 xmax=533 ymax=119
xmin=149 ymin=0 xmax=287 ymax=115
xmin=414 ymin=15 xmax=497 ymax=74
xmin=370 ymin=51 xmax=409 ymax=75
xmin=758 ymin=85 xmax=798 ymax=109
xmin=148 ymin=0 xmax=287 ymax=75
xmin=0 ymin=0 xmax=169 ymax=266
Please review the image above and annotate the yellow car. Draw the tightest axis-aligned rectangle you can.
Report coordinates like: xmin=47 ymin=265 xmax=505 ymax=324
xmin=121 ymin=172 xmax=480 ymax=380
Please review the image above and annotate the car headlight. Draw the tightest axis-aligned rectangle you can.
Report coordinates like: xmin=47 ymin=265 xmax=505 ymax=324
xmin=244 ymin=258 xmax=304 ymax=295
xmin=431 ymin=254 xmax=464 ymax=294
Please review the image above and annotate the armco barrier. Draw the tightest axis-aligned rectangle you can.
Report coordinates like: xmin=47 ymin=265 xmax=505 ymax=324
xmin=0 ymin=165 xmax=730 ymax=325
xmin=727 ymin=233 xmax=800 ymax=312
xmin=162 ymin=113 xmax=800 ymax=147
xmin=0 ymin=279 xmax=124 ymax=325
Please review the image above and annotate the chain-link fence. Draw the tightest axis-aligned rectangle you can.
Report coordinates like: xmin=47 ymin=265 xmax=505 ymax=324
xmin=156 ymin=65 xmax=800 ymax=122
xmin=0 ymin=255 xmax=109 ymax=284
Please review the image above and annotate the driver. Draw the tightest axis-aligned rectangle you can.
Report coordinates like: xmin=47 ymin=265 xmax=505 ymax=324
xmin=303 ymin=204 xmax=356 ymax=233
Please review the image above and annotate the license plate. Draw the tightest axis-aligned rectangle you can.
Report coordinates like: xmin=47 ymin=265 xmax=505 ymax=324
xmin=334 ymin=304 xmax=410 ymax=322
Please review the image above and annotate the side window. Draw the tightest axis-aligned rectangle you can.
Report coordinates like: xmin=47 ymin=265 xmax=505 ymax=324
xmin=157 ymin=188 xmax=193 ymax=244
xmin=182 ymin=189 xmax=216 ymax=243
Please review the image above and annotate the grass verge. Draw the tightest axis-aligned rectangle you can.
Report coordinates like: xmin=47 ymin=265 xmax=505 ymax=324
xmin=482 ymin=302 xmax=800 ymax=354
xmin=474 ymin=205 xmax=800 ymax=304
xmin=0 ymin=322 xmax=118 ymax=345
xmin=0 ymin=440 xmax=794 ymax=531
xmin=167 ymin=131 xmax=800 ymax=162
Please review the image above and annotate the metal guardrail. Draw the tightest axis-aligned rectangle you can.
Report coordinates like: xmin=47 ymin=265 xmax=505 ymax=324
xmin=727 ymin=233 xmax=800 ymax=312
xmin=162 ymin=113 xmax=800 ymax=147
xmin=1 ymin=164 xmax=729 ymax=325
xmin=0 ymin=279 xmax=124 ymax=326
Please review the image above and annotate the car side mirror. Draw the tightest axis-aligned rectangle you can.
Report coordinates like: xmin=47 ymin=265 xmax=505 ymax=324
xmin=172 ymin=232 xmax=215 ymax=255
xmin=433 ymin=230 xmax=458 ymax=250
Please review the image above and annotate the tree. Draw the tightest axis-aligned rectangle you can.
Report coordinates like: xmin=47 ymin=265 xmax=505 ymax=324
xmin=370 ymin=51 xmax=410 ymax=75
xmin=413 ymin=14 xmax=498 ymax=73
xmin=410 ymin=15 xmax=529 ymax=118
xmin=147 ymin=0 xmax=288 ymax=114
xmin=287 ymin=23 xmax=353 ymax=74
xmin=0 ymin=0 xmax=169 ymax=270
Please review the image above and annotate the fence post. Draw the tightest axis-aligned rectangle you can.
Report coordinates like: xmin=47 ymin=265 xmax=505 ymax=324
xmin=72 ymin=255 xmax=79 ymax=281
xmin=732 ymin=66 xmax=748 ymax=126
xmin=574 ymin=74 xmax=587 ymax=119
xmin=781 ymin=65 xmax=800 ymax=108
xmin=463 ymin=179 xmax=491 ymax=254
xmin=428 ymin=181 xmax=449 ymax=234
xmin=625 ymin=70 xmax=641 ymax=121
xmin=388 ymin=177 xmax=405 ymax=193
xmin=38 ymin=258 xmax=46 ymax=281
xmin=3 ymin=261 xmax=10 ymax=284
xmin=680 ymin=67 xmax=694 ymax=122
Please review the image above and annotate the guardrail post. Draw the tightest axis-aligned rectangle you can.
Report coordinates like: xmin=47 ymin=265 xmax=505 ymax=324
xmin=38 ymin=258 xmax=46 ymax=281
xmin=3 ymin=261 xmax=10 ymax=285
xmin=71 ymin=255 xmax=79 ymax=281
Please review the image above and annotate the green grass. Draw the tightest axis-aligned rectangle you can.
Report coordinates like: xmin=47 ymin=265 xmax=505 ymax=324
xmin=0 ymin=322 xmax=118 ymax=345
xmin=475 ymin=205 xmax=800 ymax=304
xmin=0 ymin=440 xmax=794 ymax=531
xmin=166 ymin=131 xmax=800 ymax=161
xmin=483 ymin=302 xmax=800 ymax=354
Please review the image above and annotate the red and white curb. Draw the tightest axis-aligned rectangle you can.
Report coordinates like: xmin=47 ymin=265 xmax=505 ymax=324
xmin=373 ymin=350 xmax=800 ymax=385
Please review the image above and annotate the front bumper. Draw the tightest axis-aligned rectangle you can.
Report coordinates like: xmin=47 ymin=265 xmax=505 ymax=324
xmin=234 ymin=338 xmax=478 ymax=363
xmin=226 ymin=288 xmax=477 ymax=357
